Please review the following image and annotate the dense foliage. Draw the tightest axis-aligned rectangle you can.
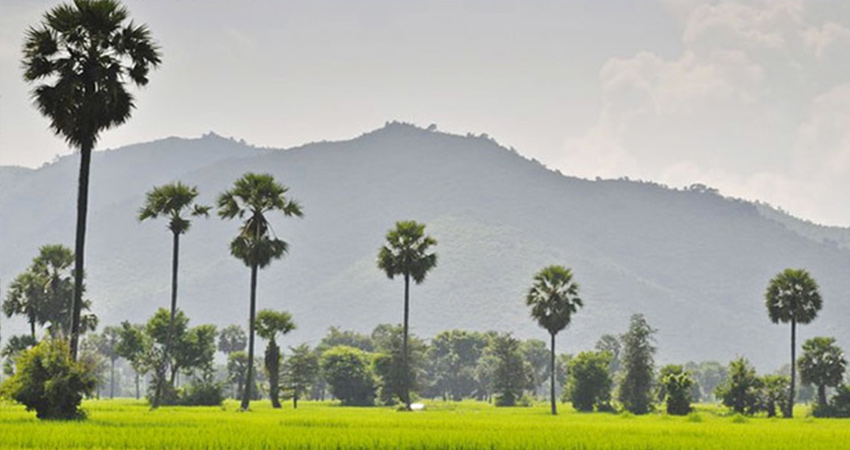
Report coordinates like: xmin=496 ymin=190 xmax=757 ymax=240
xmin=618 ymin=314 xmax=656 ymax=414
xmin=566 ymin=351 xmax=612 ymax=412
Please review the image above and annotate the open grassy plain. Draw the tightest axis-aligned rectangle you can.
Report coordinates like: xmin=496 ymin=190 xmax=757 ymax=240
xmin=2 ymin=400 xmax=848 ymax=450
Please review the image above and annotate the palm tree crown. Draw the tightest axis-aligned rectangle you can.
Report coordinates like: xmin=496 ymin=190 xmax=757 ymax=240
xmin=218 ymin=173 xmax=303 ymax=268
xmin=765 ymin=268 xmax=822 ymax=324
xmin=256 ymin=310 xmax=296 ymax=343
xmin=22 ymin=0 xmax=162 ymax=149
xmin=377 ymin=220 xmax=438 ymax=283
xmin=139 ymin=182 xmax=210 ymax=234
xmin=526 ymin=265 xmax=583 ymax=335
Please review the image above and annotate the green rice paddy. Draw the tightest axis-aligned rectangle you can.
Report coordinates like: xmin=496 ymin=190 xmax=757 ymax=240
xmin=2 ymin=400 xmax=848 ymax=450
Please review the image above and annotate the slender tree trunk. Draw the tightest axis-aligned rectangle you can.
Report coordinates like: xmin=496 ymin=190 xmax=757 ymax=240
xmin=135 ymin=371 xmax=140 ymax=400
xmin=70 ymin=144 xmax=92 ymax=361
xmin=293 ymin=392 xmax=298 ymax=409
xmin=818 ymin=384 xmax=827 ymax=408
xmin=788 ymin=317 xmax=796 ymax=418
xmin=242 ymin=263 xmax=258 ymax=411
xmin=267 ymin=340 xmax=281 ymax=408
xmin=30 ymin=319 xmax=36 ymax=341
xmin=110 ymin=357 xmax=116 ymax=399
xmin=402 ymin=272 xmax=411 ymax=410
xmin=152 ymin=231 xmax=181 ymax=408
xmin=550 ymin=332 xmax=557 ymax=415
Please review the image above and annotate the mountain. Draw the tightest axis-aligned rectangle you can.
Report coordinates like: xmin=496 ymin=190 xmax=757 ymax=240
xmin=2 ymin=122 xmax=848 ymax=370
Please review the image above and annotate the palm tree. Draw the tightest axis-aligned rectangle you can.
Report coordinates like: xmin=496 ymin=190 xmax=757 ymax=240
xmin=526 ymin=265 xmax=583 ymax=415
xmin=256 ymin=309 xmax=296 ymax=408
xmin=377 ymin=220 xmax=437 ymax=410
xmin=22 ymin=0 xmax=161 ymax=360
xmin=218 ymin=173 xmax=302 ymax=410
xmin=3 ymin=272 xmax=44 ymax=340
xmin=139 ymin=182 xmax=210 ymax=407
xmin=765 ymin=268 xmax=822 ymax=418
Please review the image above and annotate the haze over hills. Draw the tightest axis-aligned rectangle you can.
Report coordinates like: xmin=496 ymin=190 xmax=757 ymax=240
xmin=1 ymin=122 xmax=848 ymax=370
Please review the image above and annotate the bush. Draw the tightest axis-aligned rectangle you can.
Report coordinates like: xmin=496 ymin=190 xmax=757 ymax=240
xmin=0 ymin=338 xmax=96 ymax=420
xmin=179 ymin=380 xmax=225 ymax=406
xmin=661 ymin=369 xmax=694 ymax=416
xmin=566 ymin=351 xmax=613 ymax=412
xmin=715 ymin=358 xmax=761 ymax=415
xmin=321 ymin=346 xmax=376 ymax=406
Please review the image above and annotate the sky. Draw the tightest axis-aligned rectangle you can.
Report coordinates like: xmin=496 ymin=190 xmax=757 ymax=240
xmin=2 ymin=1 xmax=850 ymax=226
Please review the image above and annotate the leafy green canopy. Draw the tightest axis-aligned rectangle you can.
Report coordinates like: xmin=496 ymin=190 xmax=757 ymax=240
xmin=138 ymin=182 xmax=210 ymax=234
xmin=526 ymin=265 xmax=582 ymax=336
xmin=765 ymin=268 xmax=822 ymax=324
xmin=22 ymin=0 xmax=162 ymax=149
xmin=377 ymin=220 xmax=438 ymax=283
xmin=217 ymin=173 xmax=303 ymax=268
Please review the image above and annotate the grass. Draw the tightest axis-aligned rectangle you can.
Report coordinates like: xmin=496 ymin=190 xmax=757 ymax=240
xmin=2 ymin=399 xmax=849 ymax=450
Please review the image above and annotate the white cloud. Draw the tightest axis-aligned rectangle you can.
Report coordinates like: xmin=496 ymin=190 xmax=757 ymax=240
xmin=562 ymin=1 xmax=850 ymax=226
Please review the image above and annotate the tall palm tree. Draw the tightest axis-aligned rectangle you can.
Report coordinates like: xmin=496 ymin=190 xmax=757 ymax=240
xmin=256 ymin=309 xmax=296 ymax=408
xmin=377 ymin=220 xmax=437 ymax=410
xmin=526 ymin=265 xmax=583 ymax=415
xmin=218 ymin=173 xmax=303 ymax=411
xmin=765 ymin=268 xmax=822 ymax=418
xmin=22 ymin=0 xmax=161 ymax=360
xmin=139 ymin=182 xmax=210 ymax=408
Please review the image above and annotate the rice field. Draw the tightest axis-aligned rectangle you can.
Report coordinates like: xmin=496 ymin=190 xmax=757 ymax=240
xmin=2 ymin=399 xmax=848 ymax=450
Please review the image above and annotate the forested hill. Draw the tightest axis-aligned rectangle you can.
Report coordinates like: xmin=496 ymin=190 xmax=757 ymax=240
xmin=2 ymin=122 xmax=848 ymax=370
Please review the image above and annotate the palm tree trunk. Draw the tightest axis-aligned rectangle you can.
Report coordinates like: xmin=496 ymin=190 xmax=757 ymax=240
xmin=293 ymin=392 xmax=298 ymax=409
xmin=788 ymin=317 xmax=796 ymax=418
xmin=69 ymin=143 xmax=92 ymax=361
xmin=402 ymin=272 xmax=411 ymax=410
xmin=818 ymin=384 xmax=827 ymax=408
xmin=135 ymin=371 xmax=140 ymax=400
xmin=550 ymin=332 xmax=557 ymax=415
xmin=30 ymin=319 xmax=36 ymax=341
xmin=152 ymin=231 xmax=181 ymax=409
xmin=241 ymin=263 xmax=259 ymax=411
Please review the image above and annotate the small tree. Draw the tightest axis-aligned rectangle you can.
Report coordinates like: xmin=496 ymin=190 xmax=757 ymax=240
xmin=618 ymin=314 xmax=657 ymax=414
xmin=489 ymin=334 xmax=528 ymax=407
xmin=282 ymin=344 xmax=319 ymax=408
xmin=566 ymin=351 xmax=613 ymax=412
xmin=227 ymin=351 xmax=250 ymax=400
xmin=98 ymin=326 xmax=121 ymax=399
xmin=255 ymin=310 xmax=295 ymax=408
xmin=764 ymin=268 xmax=822 ymax=417
xmin=218 ymin=325 xmax=247 ymax=356
xmin=798 ymin=337 xmax=846 ymax=409
xmin=595 ymin=334 xmax=621 ymax=376
xmin=760 ymin=374 xmax=789 ymax=418
xmin=320 ymin=346 xmax=376 ymax=406
xmin=372 ymin=324 xmax=427 ymax=406
xmin=659 ymin=365 xmax=693 ymax=415
xmin=116 ymin=321 xmax=149 ymax=399
xmin=0 ymin=338 xmax=96 ymax=419
xmin=715 ymin=357 xmax=762 ymax=415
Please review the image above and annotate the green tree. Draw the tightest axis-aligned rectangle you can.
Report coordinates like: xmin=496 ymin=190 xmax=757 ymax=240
xmin=595 ymin=334 xmax=622 ymax=376
xmin=566 ymin=351 xmax=613 ymax=412
xmin=138 ymin=182 xmax=209 ymax=407
xmin=217 ymin=325 xmax=247 ymax=356
xmin=3 ymin=272 xmax=43 ymax=340
xmin=428 ymin=330 xmax=487 ymax=401
xmin=715 ymin=357 xmax=762 ymax=415
xmin=488 ymin=333 xmax=528 ymax=407
xmin=659 ymin=365 xmax=693 ymax=415
xmin=764 ymin=268 xmax=822 ymax=417
xmin=377 ymin=220 xmax=437 ymax=410
xmin=320 ymin=346 xmax=377 ymax=406
xmin=282 ymin=344 xmax=319 ymax=408
xmin=218 ymin=173 xmax=302 ymax=410
xmin=618 ymin=314 xmax=656 ymax=414
xmin=255 ymin=309 xmax=295 ymax=408
xmin=227 ymin=351 xmax=250 ymax=400
xmin=174 ymin=324 xmax=218 ymax=382
xmin=760 ymin=374 xmax=789 ymax=418
xmin=145 ymin=307 xmax=188 ymax=397
xmin=116 ymin=321 xmax=148 ymax=399
xmin=98 ymin=326 xmax=121 ymax=399
xmin=371 ymin=324 xmax=427 ymax=405
xmin=526 ymin=265 xmax=583 ymax=415
xmin=1 ymin=338 xmax=96 ymax=419
xmin=22 ymin=0 xmax=161 ymax=359
xmin=2 ymin=335 xmax=38 ymax=376
xmin=798 ymin=337 xmax=846 ymax=408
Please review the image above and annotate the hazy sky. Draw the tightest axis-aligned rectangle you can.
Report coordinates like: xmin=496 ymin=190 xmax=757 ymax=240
xmin=3 ymin=1 xmax=850 ymax=225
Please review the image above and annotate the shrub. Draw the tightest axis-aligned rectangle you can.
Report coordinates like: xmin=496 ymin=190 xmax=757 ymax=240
xmin=661 ymin=368 xmax=694 ymax=416
xmin=179 ymin=380 xmax=225 ymax=406
xmin=715 ymin=358 xmax=761 ymax=415
xmin=0 ymin=338 xmax=96 ymax=419
xmin=566 ymin=351 xmax=613 ymax=412
xmin=321 ymin=346 xmax=376 ymax=406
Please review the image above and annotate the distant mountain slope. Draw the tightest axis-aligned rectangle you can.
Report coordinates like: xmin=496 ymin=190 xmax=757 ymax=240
xmin=2 ymin=123 xmax=848 ymax=370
